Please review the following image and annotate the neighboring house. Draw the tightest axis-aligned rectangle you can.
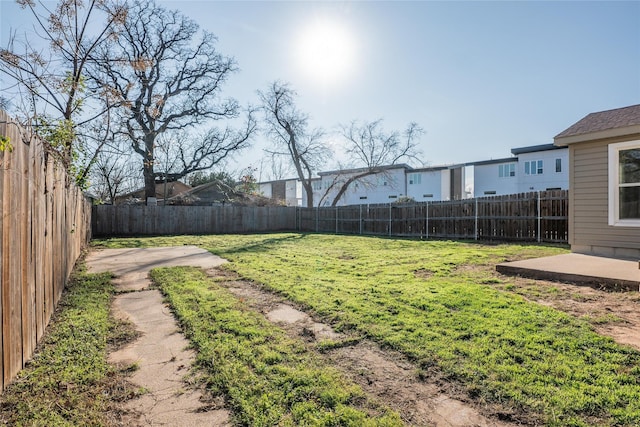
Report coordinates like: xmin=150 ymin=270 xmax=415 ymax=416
xmin=114 ymin=180 xmax=191 ymax=205
xmin=258 ymin=144 xmax=568 ymax=207
xmin=511 ymin=144 xmax=568 ymax=192
xmin=170 ymin=180 xmax=281 ymax=206
xmin=315 ymin=164 xmax=411 ymax=207
xmin=470 ymin=157 xmax=519 ymax=197
xmin=258 ymin=179 xmax=300 ymax=206
xmin=554 ymin=104 xmax=640 ymax=259
xmin=405 ymin=165 xmax=468 ymax=202
xmin=469 ymin=144 xmax=568 ymax=198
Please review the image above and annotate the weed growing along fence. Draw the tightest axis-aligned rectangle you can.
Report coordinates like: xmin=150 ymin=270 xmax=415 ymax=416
xmin=298 ymin=190 xmax=568 ymax=243
xmin=0 ymin=111 xmax=91 ymax=392
xmin=94 ymin=191 xmax=567 ymax=243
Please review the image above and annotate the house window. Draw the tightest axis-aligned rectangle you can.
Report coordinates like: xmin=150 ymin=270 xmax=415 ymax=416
xmin=609 ymin=141 xmax=640 ymax=226
xmin=409 ymin=173 xmax=422 ymax=185
xmin=423 ymin=194 xmax=433 ymax=198
xmin=312 ymin=181 xmax=322 ymax=191
xmin=555 ymin=158 xmax=562 ymax=173
xmin=525 ymin=160 xmax=543 ymax=175
xmin=388 ymin=195 xmax=397 ymax=199
xmin=498 ymin=164 xmax=515 ymax=178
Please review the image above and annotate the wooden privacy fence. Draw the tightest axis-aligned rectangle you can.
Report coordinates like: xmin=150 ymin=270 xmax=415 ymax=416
xmin=0 ymin=111 xmax=91 ymax=392
xmin=297 ymin=190 xmax=568 ymax=243
xmin=92 ymin=204 xmax=297 ymax=236
xmin=94 ymin=191 xmax=567 ymax=244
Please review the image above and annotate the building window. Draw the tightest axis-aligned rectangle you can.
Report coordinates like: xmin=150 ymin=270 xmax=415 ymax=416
xmin=555 ymin=158 xmax=562 ymax=173
xmin=498 ymin=164 xmax=515 ymax=178
xmin=423 ymin=194 xmax=433 ymax=198
xmin=312 ymin=181 xmax=322 ymax=191
xmin=609 ymin=141 xmax=640 ymax=226
xmin=408 ymin=173 xmax=422 ymax=185
xmin=525 ymin=160 xmax=543 ymax=175
xmin=484 ymin=190 xmax=497 ymax=195
xmin=388 ymin=195 xmax=397 ymax=199
xmin=359 ymin=196 xmax=367 ymax=200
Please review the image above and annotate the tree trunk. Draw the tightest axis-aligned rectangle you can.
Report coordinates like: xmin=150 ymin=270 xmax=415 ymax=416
xmin=303 ymin=181 xmax=313 ymax=207
xmin=143 ymin=136 xmax=156 ymax=203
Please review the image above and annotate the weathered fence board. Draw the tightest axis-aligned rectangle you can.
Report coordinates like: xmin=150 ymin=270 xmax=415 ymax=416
xmin=0 ymin=111 xmax=91 ymax=392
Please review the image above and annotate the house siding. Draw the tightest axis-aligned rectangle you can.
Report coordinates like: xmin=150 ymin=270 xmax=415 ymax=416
xmin=473 ymin=161 xmax=518 ymax=197
xmin=569 ymin=135 xmax=640 ymax=258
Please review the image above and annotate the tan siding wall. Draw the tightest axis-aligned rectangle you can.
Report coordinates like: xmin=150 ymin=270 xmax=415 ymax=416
xmin=569 ymin=133 xmax=640 ymax=258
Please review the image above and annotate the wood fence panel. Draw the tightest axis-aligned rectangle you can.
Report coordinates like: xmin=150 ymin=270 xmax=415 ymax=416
xmin=292 ymin=191 xmax=567 ymax=243
xmin=0 ymin=111 xmax=91 ymax=391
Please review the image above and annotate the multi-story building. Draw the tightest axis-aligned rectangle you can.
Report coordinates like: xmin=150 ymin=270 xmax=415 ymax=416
xmin=258 ymin=143 xmax=568 ymax=207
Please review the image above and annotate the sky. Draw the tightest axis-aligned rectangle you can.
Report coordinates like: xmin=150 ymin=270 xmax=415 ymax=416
xmin=1 ymin=0 xmax=640 ymax=181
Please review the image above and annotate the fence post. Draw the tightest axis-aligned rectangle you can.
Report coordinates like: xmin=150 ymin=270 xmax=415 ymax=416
xmin=389 ymin=203 xmax=392 ymax=236
xmin=537 ymin=191 xmax=541 ymax=243
xmin=359 ymin=204 xmax=363 ymax=235
xmin=315 ymin=206 xmax=319 ymax=232
xmin=426 ymin=201 xmax=429 ymax=239
xmin=335 ymin=207 xmax=338 ymax=234
xmin=475 ymin=198 xmax=478 ymax=240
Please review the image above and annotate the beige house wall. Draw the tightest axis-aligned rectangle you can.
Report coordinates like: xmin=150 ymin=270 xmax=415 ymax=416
xmin=568 ymin=133 xmax=640 ymax=259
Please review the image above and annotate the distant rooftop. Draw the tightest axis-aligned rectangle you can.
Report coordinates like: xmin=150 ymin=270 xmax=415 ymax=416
xmin=555 ymin=104 xmax=640 ymax=140
xmin=466 ymin=157 xmax=517 ymax=167
xmin=511 ymin=143 xmax=564 ymax=155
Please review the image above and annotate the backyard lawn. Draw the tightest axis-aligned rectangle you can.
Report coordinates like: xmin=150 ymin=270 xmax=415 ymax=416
xmin=95 ymin=234 xmax=640 ymax=426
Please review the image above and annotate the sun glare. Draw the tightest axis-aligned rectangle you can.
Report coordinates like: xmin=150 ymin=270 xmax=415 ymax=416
xmin=295 ymin=20 xmax=357 ymax=87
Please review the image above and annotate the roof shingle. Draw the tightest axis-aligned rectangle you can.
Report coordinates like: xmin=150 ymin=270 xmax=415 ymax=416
xmin=555 ymin=104 xmax=640 ymax=139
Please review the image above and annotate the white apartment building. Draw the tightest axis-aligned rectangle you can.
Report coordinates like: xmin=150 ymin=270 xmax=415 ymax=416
xmin=260 ymin=143 xmax=569 ymax=207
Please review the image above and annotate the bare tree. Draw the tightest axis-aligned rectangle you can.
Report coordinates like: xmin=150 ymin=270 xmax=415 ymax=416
xmin=95 ymin=0 xmax=255 ymax=202
xmin=90 ymin=149 xmax=140 ymax=204
xmin=329 ymin=119 xmax=423 ymax=206
xmin=0 ymin=0 xmax=127 ymax=182
xmin=260 ymin=81 xmax=330 ymax=207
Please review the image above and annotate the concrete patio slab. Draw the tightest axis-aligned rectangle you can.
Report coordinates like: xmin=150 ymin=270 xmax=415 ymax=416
xmin=497 ymin=253 xmax=640 ymax=291
xmin=86 ymin=246 xmax=230 ymax=426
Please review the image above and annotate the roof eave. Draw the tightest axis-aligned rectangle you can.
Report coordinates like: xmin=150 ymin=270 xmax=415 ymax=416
xmin=554 ymin=124 xmax=640 ymax=146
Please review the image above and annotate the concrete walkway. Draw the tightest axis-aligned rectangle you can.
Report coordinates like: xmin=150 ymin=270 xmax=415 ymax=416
xmin=86 ymin=246 xmax=229 ymax=426
xmin=497 ymin=253 xmax=640 ymax=291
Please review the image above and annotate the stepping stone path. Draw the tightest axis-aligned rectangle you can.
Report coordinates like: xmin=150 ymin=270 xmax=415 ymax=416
xmin=86 ymin=246 xmax=230 ymax=426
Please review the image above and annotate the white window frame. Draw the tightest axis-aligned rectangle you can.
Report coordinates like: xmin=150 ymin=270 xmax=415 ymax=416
xmin=498 ymin=163 xmax=515 ymax=178
xmin=525 ymin=160 xmax=543 ymax=175
xmin=608 ymin=140 xmax=640 ymax=227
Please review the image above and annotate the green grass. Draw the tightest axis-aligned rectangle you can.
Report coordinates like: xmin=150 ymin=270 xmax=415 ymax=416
xmin=150 ymin=266 xmax=402 ymax=427
xmin=0 ymin=268 xmax=140 ymax=426
xmin=95 ymin=233 xmax=640 ymax=426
